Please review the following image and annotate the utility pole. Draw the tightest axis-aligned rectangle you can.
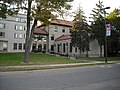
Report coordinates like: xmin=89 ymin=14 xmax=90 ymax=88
xmin=103 ymin=7 xmax=110 ymax=64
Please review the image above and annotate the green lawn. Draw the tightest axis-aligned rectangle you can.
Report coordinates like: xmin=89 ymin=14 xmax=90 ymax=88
xmin=0 ymin=53 xmax=120 ymax=66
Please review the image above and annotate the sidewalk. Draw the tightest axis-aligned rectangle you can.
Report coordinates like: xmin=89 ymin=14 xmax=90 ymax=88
xmin=0 ymin=61 xmax=120 ymax=71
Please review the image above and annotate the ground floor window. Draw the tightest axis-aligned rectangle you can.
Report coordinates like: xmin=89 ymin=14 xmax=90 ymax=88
xmin=13 ymin=43 xmax=17 ymax=50
xmin=19 ymin=43 xmax=22 ymax=50
xmin=51 ymin=45 xmax=54 ymax=52
xmin=32 ymin=43 xmax=36 ymax=50
xmin=70 ymin=43 xmax=72 ymax=52
xmin=63 ymin=43 xmax=65 ymax=53
xmin=57 ymin=44 xmax=60 ymax=53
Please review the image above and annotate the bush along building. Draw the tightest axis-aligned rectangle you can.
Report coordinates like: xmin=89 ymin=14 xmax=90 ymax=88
xmin=0 ymin=14 xmax=32 ymax=52
xmin=33 ymin=19 xmax=104 ymax=57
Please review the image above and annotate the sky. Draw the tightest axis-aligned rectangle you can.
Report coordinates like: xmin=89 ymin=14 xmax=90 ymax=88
xmin=66 ymin=0 xmax=120 ymax=21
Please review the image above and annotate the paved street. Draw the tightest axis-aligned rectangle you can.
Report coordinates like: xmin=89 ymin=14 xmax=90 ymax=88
xmin=0 ymin=64 xmax=120 ymax=90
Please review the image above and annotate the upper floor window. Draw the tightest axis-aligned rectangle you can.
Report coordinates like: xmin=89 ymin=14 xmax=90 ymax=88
xmin=51 ymin=34 xmax=54 ymax=40
xmin=15 ymin=25 xmax=24 ymax=31
xmin=24 ymin=26 xmax=27 ymax=30
xmin=69 ymin=29 xmax=72 ymax=33
xmin=19 ymin=34 xmax=23 ymax=39
xmin=21 ymin=18 xmax=26 ymax=22
xmin=15 ymin=17 xmax=21 ymax=22
xmin=15 ymin=17 xmax=27 ymax=23
xmin=15 ymin=25 xmax=19 ymax=30
xmin=19 ymin=26 xmax=23 ymax=31
xmin=0 ymin=32 xmax=5 ymax=38
xmin=0 ymin=23 xmax=5 ymax=29
xmin=62 ymin=28 xmax=65 ymax=33
xmin=14 ymin=33 xmax=18 ymax=39
xmin=54 ymin=26 xmax=58 ymax=32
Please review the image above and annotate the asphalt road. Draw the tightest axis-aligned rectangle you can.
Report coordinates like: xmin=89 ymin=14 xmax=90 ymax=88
xmin=0 ymin=64 xmax=120 ymax=90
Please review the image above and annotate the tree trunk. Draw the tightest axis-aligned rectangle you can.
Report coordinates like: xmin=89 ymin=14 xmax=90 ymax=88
xmin=28 ymin=19 xmax=37 ymax=53
xmin=23 ymin=0 xmax=32 ymax=63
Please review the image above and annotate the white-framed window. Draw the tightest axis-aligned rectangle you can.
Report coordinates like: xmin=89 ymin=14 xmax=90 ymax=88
xmin=19 ymin=34 xmax=23 ymax=39
xmin=15 ymin=17 xmax=21 ymax=22
xmin=21 ymin=18 xmax=25 ymax=22
xmin=14 ymin=33 xmax=18 ymax=39
xmin=24 ymin=26 xmax=27 ymax=30
xmin=15 ymin=25 xmax=24 ymax=31
xmin=15 ymin=25 xmax=19 ymax=30
xmin=24 ymin=34 xmax=26 ymax=39
xmin=54 ymin=26 xmax=58 ymax=32
xmin=19 ymin=43 xmax=22 ymax=50
xmin=19 ymin=26 xmax=23 ymax=31
xmin=0 ymin=23 xmax=5 ymax=29
xmin=13 ymin=43 xmax=17 ymax=50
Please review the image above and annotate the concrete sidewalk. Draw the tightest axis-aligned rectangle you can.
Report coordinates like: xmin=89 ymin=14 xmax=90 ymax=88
xmin=1 ymin=61 xmax=120 ymax=69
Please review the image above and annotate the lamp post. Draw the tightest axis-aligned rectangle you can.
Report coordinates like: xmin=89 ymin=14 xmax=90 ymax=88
xmin=103 ymin=7 xmax=110 ymax=64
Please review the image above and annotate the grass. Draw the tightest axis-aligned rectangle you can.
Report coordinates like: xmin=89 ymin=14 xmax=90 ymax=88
xmin=0 ymin=53 xmax=120 ymax=66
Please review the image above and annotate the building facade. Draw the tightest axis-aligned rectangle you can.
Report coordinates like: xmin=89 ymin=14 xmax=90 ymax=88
xmin=0 ymin=14 xmax=29 ymax=52
xmin=34 ymin=19 xmax=104 ymax=57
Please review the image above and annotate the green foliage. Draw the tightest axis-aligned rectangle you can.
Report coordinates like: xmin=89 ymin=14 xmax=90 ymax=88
xmin=107 ymin=8 xmax=120 ymax=56
xmin=71 ymin=6 xmax=90 ymax=54
xmin=0 ymin=0 xmax=23 ymax=18
xmin=90 ymin=0 xmax=106 ymax=57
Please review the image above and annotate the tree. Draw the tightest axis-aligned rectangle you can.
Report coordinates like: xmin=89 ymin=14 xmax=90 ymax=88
xmin=24 ymin=0 xmax=74 ymax=63
xmin=71 ymin=6 xmax=90 ymax=57
xmin=90 ymin=0 xmax=106 ymax=57
xmin=1 ymin=0 xmax=73 ymax=63
xmin=0 ymin=0 xmax=23 ymax=18
xmin=107 ymin=8 xmax=120 ymax=56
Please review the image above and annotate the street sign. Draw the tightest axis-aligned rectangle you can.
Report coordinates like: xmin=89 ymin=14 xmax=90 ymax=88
xmin=106 ymin=24 xmax=111 ymax=36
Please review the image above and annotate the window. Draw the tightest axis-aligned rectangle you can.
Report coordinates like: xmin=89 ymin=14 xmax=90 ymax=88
xmin=51 ymin=34 xmax=54 ymax=40
xmin=69 ymin=29 xmax=72 ymax=33
xmin=51 ymin=45 xmax=54 ymax=51
xmin=19 ymin=26 xmax=23 ymax=31
xmin=57 ymin=44 xmax=60 ymax=53
xmin=13 ymin=43 xmax=17 ymax=50
xmin=43 ymin=44 xmax=46 ymax=50
xmin=63 ymin=43 xmax=65 ymax=53
xmin=32 ymin=43 xmax=36 ymax=50
xmin=19 ymin=43 xmax=22 ymax=50
xmin=24 ymin=26 xmax=27 ymax=30
xmin=62 ymin=28 xmax=65 ymax=32
xmin=23 ymin=43 xmax=25 ymax=50
xmin=14 ymin=33 xmax=18 ymax=39
xmin=19 ymin=34 xmax=22 ymax=39
xmin=0 ymin=32 xmax=5 ymax=37
xmin=15 ymin=17 xmax=20 ymax=22
xmin=70 ymin=43 xmax=72 ymax=52
xmin=15 ymin=25 xmax=24 ymax=31
xmin=24 ymin=34 xmax=26 ymax=39
xmin=15 ymin=25 xmax=19 ymax=30
xmin=0 ymin=23 xmax=5 ymax=29
xmin=21 ymin=18 xmax=25 ymax=22
xmin=54 ymin=26 xmax=58 ymax=32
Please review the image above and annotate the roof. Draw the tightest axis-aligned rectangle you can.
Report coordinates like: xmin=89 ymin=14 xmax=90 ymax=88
xmin=37 ymin=19 xmax=73 ymax=28
xmin=50 ymin=19 xmax=73 ymax=27
xmin=34 ymin=26 xmax=48 ymax=35
xmin=55 ymin=35 xmax=71 ymax=41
